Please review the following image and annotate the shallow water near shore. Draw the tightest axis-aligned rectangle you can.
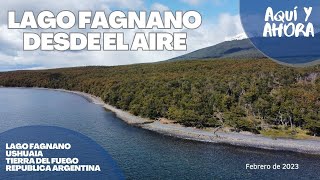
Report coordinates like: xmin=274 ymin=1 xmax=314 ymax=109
xmin=0 ymin=88 xmax=320 ymax=179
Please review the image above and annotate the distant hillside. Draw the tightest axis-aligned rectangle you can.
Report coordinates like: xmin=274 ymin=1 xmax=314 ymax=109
xmin=171 ymin=33 xmax=320 ymax=64
xmin=170 ymin=39 xmax=264 ymax=61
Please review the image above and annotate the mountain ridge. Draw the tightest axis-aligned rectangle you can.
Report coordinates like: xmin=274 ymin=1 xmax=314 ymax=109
xmin=170 ymin=38 xmax=265 ymax=61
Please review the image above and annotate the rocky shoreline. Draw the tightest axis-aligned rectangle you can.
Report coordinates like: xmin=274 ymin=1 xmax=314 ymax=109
xmin=39 ymin=88 xmax=320 ymax=155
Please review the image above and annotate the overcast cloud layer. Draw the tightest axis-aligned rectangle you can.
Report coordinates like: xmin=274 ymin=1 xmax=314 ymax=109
xmin=0 ymin=0 xmax=244 ymax=71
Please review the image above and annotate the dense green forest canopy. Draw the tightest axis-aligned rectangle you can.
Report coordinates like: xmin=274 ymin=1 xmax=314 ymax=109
xmin=1 ymin=59 xmax=320 ymax=136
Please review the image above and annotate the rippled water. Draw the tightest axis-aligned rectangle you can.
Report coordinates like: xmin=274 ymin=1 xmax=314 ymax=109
xmin=0 ymin=88 xmax=319 ymax=180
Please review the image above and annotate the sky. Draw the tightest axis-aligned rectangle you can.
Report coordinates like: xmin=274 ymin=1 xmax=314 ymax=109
xmin=0 ymin=0 xmax=243 ymax=71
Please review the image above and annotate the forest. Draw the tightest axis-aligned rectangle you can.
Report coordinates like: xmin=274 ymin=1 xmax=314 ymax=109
xmin=1 ymin=59 xmax=320 ymax=137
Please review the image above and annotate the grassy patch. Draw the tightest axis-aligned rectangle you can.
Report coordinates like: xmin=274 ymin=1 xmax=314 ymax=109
xmin=260 ymin=128 xmax=312 ymax=140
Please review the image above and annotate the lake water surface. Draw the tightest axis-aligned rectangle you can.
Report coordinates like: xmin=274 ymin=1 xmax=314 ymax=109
xmin=0 ymin=88 xmax=319 ymax=180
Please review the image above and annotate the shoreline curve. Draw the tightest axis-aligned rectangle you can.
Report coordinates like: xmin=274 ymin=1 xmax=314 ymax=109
xmin=10 ymin=87 xmax=320 ymax=155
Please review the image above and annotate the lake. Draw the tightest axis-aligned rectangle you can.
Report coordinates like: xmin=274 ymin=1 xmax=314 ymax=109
xmin=0 ymin=88 xmax=319 ymax=179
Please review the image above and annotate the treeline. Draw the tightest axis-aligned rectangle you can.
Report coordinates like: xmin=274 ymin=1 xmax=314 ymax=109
xmin=1 ymin=59 xmax=320 ymax=136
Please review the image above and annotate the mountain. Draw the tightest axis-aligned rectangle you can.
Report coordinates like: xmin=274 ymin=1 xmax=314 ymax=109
xmin=171 ymin=31 xmax=320 ymax=63
xmin=170 ymin=38 xmax=265 ymax=61
xmin=224 ymin=33 xmax=248 ymax=41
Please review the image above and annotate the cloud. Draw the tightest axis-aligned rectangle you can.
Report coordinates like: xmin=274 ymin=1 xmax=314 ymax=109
xmin=183 ymin=13 xmax=244 ymax=51
xmin=181 ymin=0 xmax=229 ymax=6
xmin=0 ymin=26 xmax=22 ymax=56
xmin=151 ymin=3 xmax=170 ymax=12
xmin=0 ymin=1 xmax=244 ymax=71
xmin=104 ymin=0 xmax=144 ymax=10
